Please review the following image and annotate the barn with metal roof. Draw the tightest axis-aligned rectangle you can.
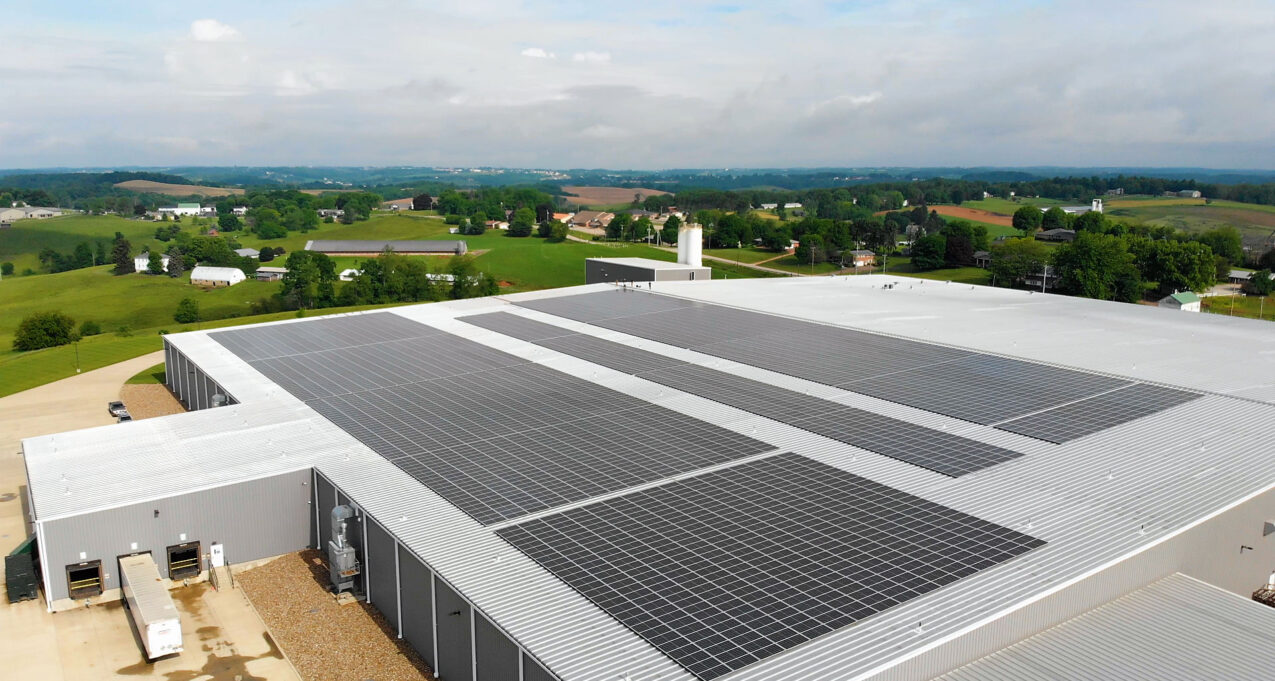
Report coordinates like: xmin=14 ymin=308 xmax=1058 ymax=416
xmin=20 ymin=275 xmax=1275 ymax=681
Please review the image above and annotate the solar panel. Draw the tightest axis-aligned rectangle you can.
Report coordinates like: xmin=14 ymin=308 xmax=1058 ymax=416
xmin=215 ymin=313 xmax=775 ymax=524
xmin=840 ymin=354 xmax=1131 ymax=425
xmin=463 ymin=312 xmax=1022 ymax=477
xmin=995 ymin=382 xmax=1201 ymax=443
xmin=516 ymin=291 xmax=1177 ymax=436
xmin=498 ymin=453 xmax=1046 ymax=680
xmin=212 ymin=312 xmax=441 ymax=361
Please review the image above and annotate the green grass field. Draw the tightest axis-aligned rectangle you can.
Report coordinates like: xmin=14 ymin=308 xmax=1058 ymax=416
xmin=961 ymin=197 xmax=1065 ymax=215
xmin=126 ymin=362 xmax=166 ymax=384
xmin=703 ymin=247 xmax=785 ymax=264
xmin=1104 ymin=199 xmax=1275 ymax=245
xmin=1201 ymin=293 xmax=1275 ymax=321
xmin=0 ymin=214 xmax=194 ymax=274
xmin=880 ymin=257 xmax=990 ymax=285
xmin=0 ymin=212 xmax=780 ymax=396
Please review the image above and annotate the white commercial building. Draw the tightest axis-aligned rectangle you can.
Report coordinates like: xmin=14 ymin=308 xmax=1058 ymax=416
xmin=18 ymin=276 xmax=1275 ymax=681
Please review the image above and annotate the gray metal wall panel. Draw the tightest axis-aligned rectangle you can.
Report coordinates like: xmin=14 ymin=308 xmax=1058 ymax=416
xmin=315 ymin=474 xmax=335 ymax=550
xmin=523 ymin=655 xmax=557 ymax=681
xmin=398 ymin=544 xmax=435 ymax=667
xmin=434 ymin=576 xmax=473 ymax=681
xmin=475 ymin=614 xmax=519 ymax=681
xmin=365 ymin=516 xmax=398 ymax=632
xmin=40 ymin=470 xmax=310 ymax=602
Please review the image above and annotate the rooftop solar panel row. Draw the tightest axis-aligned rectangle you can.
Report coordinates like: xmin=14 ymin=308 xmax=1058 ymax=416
xmin=499 ymin=453 xmax=1046 ymax=680
xmin=463 ymin=312 xmax=1022 ymax=476
xmin=517 ymin=290 xmax=1198 ymax=442
xmin=212 ymin=312 xmax=776 ymax=524
xmin=212 ymin=312 xmax=442 ymax=361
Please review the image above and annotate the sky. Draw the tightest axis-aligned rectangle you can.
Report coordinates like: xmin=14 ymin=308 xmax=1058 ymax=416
xmin=2 ymin=0 xmax=1274 ymax=169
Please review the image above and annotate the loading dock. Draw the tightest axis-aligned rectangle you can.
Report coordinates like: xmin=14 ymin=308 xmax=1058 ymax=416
xmin=65 ymin=559 xmax=102 ymax=599
xmin=166 ymin=542 xmax=201 ymax=580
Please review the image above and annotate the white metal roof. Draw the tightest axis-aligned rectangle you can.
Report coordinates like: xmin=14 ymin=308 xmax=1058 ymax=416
xmin=22 ymin=276 xmax=1275 ymax=681
xmin=587 ymin=257 xmax=708 ymax=270
xmin=189 ymin=265 xmax=245 ymax=281
xmin=935 ymin=573 xmax=1275 ymax=681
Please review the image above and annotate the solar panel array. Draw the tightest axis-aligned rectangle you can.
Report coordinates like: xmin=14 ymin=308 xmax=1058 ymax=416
xmin=498 ymin=453 xmax=1046 ymax=681
xmin=518 ymin=291 xmax=1200 ymax=442
xmin=464 ymin=312 xmax=1021 ymax=476
xmin=996 ymin=382 xmax=1201 ymax=443
xmin=212 ymin=312 xmax=774 ymax=524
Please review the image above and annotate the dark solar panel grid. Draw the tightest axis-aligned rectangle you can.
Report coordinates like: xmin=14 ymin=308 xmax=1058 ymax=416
xmin=498 ymin=453 xmax=1046 ymax=680
xmin=995 ymin=382 xmax=1201 ymax=443
xmin=463 ymin=312 xmax=1022 ymax=477
xmin=212 ymin=312 xmax=441 ymax=361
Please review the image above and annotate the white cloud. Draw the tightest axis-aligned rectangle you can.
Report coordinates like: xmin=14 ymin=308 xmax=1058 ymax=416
xmin=190 ymin=19 xmax=242 ymax=43
xmin=572 ymin=51 xmax=611 ymax=64
xmin=580 ymin=124 xmax=628 ymax=139
xmin=520 ymin=47 xmax=555 ymax=59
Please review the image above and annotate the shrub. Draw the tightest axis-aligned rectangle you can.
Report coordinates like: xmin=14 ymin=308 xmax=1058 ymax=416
xmin=13 ymin=312 xmax=77 ymax=351
xmin=1 ymin=262 xmax=13 ymax=276
xmin=79 ymin=320 xmax=102 ymax=336
xmin=174 ymin=297 xmax=201 ymax=324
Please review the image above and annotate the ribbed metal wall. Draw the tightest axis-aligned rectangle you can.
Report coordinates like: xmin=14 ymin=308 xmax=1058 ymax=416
xmin=163 ymin=337 xmax=237 ymax=411
xmin=435 ymin=576 xmax=474 ymax=681
xmin=476 ymin=613 xmax=520 ymax=681
xmin=399 ymin=543 xmax=436 ymax=668
xmin=366 ymin=517 xmax=398 ymax=632
xmin=39 ymin=469 xmax=311 ymax=604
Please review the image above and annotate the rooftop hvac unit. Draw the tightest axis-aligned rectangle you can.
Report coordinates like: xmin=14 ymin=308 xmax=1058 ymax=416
xmin=1252 ymin=572 xmax=1275 ymax=609
xmin=328 ymin=505 xmax=362 ymax=597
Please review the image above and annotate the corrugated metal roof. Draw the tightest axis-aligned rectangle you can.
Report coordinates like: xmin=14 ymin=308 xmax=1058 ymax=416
xmin=189 ymin=265 xmax=245 ymax=281
xmin=22 ymin=277 xmax=1275 ymax=681
xmin=304 ymin=239 xmax=467 ymax=253
xmin=935 ymin=573 xmax=1275 ymax=681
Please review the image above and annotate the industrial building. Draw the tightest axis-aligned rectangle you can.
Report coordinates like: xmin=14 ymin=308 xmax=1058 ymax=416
xmin=586 ymin=222 xmax=711 ymax=284
xmin=19 ymin=275 xmax=1275 ymax=681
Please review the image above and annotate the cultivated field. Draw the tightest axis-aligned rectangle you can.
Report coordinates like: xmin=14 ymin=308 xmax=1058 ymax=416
xmin=562 ymin=185 xmax=671 ymax=207
xmin=928 ymin=205 xmax=1014 ymax=227
xmin=114 ymin=179 xmax=245 ymax=197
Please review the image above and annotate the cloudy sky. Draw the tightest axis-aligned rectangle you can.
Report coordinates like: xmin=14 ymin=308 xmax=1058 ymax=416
xmin=2 ymin=0 xmax=1274 ymax=169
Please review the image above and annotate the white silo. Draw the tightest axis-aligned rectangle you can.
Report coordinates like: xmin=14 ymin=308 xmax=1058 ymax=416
xmin=678 ymin=223 xmax=703 ymax=268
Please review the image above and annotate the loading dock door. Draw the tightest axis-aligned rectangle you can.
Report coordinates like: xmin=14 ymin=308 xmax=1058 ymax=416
xmin=167 ymin=542 xmax=201 ymax=579
xmin=66 ymin=560 xmax=103 ymax=599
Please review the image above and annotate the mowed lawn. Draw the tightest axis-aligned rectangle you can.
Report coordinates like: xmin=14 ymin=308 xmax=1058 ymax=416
xmin=0 ymin=211 xmax=779 ymax=396
xmin=0 ymin=214 xmax=189 ymax=274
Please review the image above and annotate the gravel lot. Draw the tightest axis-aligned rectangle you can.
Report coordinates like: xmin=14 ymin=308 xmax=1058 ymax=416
xmin=238 ymin=550 xmax=434 ymax=681
xmin=118 ymin=384 xmax=186 ymax=420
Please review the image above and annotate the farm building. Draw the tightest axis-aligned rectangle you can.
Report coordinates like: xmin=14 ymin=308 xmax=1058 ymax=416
xmin=1060 ymin=199 xmax=1103 ymax=215
xmin=133 ymin=253 xmax=170 ymax=273
xmin=234 ymin=248 xmax=260 ymax=259
xmin=382 ymin=198 xmax=414 ymax=211
xmin=1230 ymin=269 xmax=1275 ymax=284
xmin=1158 ymin=291 xmax=1202 ymax=312
xmin=1178 ymin=190 xmax=1203 ymax=198
xmin=19 ymin=275 xmax=1275 ymax=681
xmin=158 ymin=203 xmax=201 ymax=218
xmin=305 ymin=239 xmax=468 ymax=256
xmin=190 ymin=265 xmax=246 ymax=287
xmin=1035 ymin=228 xmax=1077 ymax=242
xmin=254 ymin=266 xmax=287 ymax=282
xmin=0 ymin=207 xmax=25 ymax=223
xmin=339 ymin=268 xmax=361 ymax=281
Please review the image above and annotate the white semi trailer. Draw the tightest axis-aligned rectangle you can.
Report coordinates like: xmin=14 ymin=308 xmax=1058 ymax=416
xmin=119 ymin=553 xmax=183 ymax=659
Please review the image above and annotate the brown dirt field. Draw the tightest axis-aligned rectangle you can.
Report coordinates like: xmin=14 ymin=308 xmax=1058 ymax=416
xmin=562 ymin=185 xmax=670 ymax=206
xmin=929 ymin=205 xmax=1014 ymax=226
xmin=114 ymin=179 xmax=245 ymax=197
xmin=118 ymin=384 xmax=185 ymax=420
xmin=239 ymin=551 xmax=434 ymax=681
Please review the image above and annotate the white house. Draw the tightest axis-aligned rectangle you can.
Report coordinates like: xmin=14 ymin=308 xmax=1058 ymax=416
xmin=232 ymin=206 xmax=248 ymax=217
xmin=1158 ymin=291 xmax=1201 ymax=312
xmin=199 ymin=206 xmax=218 ymax=217
xmin=134 ymin=254 xmax=171 ymax=273
xmin=190 ymin=266 xmax=246 ymax=287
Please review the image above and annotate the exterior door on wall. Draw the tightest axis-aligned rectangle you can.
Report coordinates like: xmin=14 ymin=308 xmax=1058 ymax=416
xmin=210 ymin=543 xmax=225 ymax=568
